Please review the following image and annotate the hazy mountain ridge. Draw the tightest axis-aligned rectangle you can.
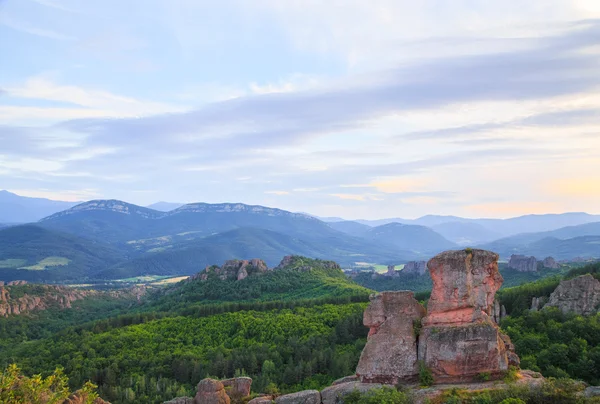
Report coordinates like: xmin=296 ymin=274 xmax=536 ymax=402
xmin=0 ymin=190 xmax=79 ymax=223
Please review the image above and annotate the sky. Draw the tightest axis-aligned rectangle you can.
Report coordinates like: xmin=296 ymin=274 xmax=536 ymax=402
xmin=1 ymin=0 xmax=600 ymax=219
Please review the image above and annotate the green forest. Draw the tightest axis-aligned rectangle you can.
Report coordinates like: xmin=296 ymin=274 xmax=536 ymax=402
xmin=1 ymin=258 xmax=600 ymax=403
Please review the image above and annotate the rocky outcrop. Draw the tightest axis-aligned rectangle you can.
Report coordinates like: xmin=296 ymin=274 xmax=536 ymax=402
xmin=221 ymin=377 xmax=252 ymax=399
xmin=418 ymin=249 xmax=518 ymax=382
xmin=191 ymin=259 xmax=270 ymax=282
xmin=403 ymin=261 xmax=428 ymax=275
xmin=274 ymin=256 xmax=341 ymax=272
xmin=541 ymin=257 xmax=559 ymax=269
xmin=356 ymin=291 xmax=426 ymax=383
xmin=0 ymin=284 xmax=146 ymax=317
xmin=545 ymin=274 xmax=600 ymax=316
xmin=383 ymin=265 xmax=398 ymax=277
xmin=508 ymin=255 xmax=538 ymax=272
xmin=275 ymin=389 xmax=320 ymax=404
xmin=194 ymin=379 xmax=229 ymax=404
xmin=247 ymin=396 xmax=273 ymax=404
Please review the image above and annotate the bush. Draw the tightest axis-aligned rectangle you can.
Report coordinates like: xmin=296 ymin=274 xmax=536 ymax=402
xmin=477 ymin=372 xmax=491 ymax=382
xmin=343 ymin=386 xmax=408 ymax=404
xmin=499 ymin=399 xmax=526 ymax=404
xmin=419 ymin=361 xmax=434 ymax=387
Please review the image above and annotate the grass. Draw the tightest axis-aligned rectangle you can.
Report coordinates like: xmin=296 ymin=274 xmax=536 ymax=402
xmin=0 ymin=259 xmax=27 ymax=268
xmin=20 ymin=257 xmax=70 ymax=270
xmin=150 ymin=276 xmax=189 ymax=285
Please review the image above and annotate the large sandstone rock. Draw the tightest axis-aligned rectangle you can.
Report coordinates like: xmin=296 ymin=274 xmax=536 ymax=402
xmin=383 ymin=265 xmax=398 ymax=277
xmin=545 ymin=274 xmax=600 ymax=315
xmin=423 ymin=249 xmax=503 ymax=326
xmin=321 ymin=382 xmax=383 ymax=404
xmin=356 ymin=291 xmax=426 ymax=383
xmin=222 ymin=377 xmax=252 ymax=399
xmin=194 ymin=379 xmax=230 ymax=404
xmin=508 ymin=255 xmax=538 ymax=272
xmin=403 ymin=261 xmax=428 ymax=275
xmin=418 ymin=249 xmax=517 ymax=382
xmin=274 ymin=389 xmax=320 ymax=404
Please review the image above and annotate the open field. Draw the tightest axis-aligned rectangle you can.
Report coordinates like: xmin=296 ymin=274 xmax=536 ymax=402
xmin=20 ymin=256 xmax=70 ymax=270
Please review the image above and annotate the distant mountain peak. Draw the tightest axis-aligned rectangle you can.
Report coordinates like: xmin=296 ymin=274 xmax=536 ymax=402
xmin=41 ymin=200 xmax=164 ymax=221
xmin=168 ymin=202 xmax=317 ymax=220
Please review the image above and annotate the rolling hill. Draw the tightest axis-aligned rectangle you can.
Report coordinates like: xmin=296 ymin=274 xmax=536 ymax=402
xmin=99 ymin=227 xmax=409 ymax=279
xmin=0 ymin=190 xmax=79 ymax=223
xmin=0 ymin=225 xmax=127 ymax=282
xmin=431 ymin=221 xmax=502 ymax=245
xmin=480 ymin=235 xmax=600 ymax=261
xmin=363 ymin=222 xmax=456 ymax=255
xmin=327 ymin=220 xmax=371 ymax=237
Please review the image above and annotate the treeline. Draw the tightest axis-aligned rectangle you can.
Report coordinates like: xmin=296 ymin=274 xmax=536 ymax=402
xmin=0 ymin=304 xmax=368 ymax=404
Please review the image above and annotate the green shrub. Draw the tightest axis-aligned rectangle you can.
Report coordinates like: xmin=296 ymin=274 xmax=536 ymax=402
xmin=343 ymin=386 xmax=408 ymax=404
xmin=419 ymin=361 xmax=434 ymax=387
xmin=477 ymin=372 xmax=491 ymax=382
xmin=503 ymin=366 xmax=519 ymax=384
xmin=499 ymin=399 xmax=526 ymax=404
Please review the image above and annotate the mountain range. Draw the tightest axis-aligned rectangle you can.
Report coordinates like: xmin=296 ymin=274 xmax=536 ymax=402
xmin=0 ymin=190 xmax=599 ymax=282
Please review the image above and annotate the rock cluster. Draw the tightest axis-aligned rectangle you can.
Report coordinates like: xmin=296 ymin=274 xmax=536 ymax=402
xmin=0 ymin=284 xmax=146 ymax=317
xmin=508 ymin=254 xmax=538 ymax=272
xmin=402 ymin=261 xmax=428 ymax=275
xmin=191 ymin=259 xmax=270 ymax=282
xmin=164 ymin=377 xmax=254 ymax=404
xmin=355 ymin=249 xmax=518 ymax=385
xmin=545 ymin=274 xmax=600 ymax=316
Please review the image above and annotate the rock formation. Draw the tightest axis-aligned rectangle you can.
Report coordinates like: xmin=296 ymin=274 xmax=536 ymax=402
xmin=418 ymin=249 xmax=518 ymax=382
xmin=541 ymin=257 xmax=559 ymax=269
xmin=275 ymin=390 xmax=321 ymax=404
xmin=544 ymin=274 xmax=600 ymax=315
xmin=508 ymin=255 xmax=538 ymax=272
xmin=402 ymin=261 xmax=428 ymax=275
xmin=190 ymin=259 xmax=270 ymax=282
xmin=194 ymin=379 xmax=230 ymax=404
xmin=0 ymin=284 xmax=146 ymax=317
xmin=221 ymin=377 xmax=252 ymax=400
xmin=356 ymin=291 xmax=426 ymax=383
xmin=383 ymin=265 xmax=398 ymax=277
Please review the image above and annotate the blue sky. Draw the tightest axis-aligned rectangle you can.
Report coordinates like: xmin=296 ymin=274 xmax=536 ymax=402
xmin=1 ymin=0 xmax=600 ymax=219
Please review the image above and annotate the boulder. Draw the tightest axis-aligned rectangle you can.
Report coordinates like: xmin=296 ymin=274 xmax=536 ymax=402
xmin=508 ymin=255 xmax=537 ymax=272
xmin=383 ymin=265 xmax=397 ymax=277
xmin=221 ymin=377 xmax=252 ymax=398
xmin=585 ymin=386 xmax=600 ymax=398
xmin=418 ymin=249 xmax=517 ymax=382
xmin=163 ymin=398 xmax=194 ymax=404
xmin=356 ymin=291 xmax=426 ymax=384
xmin=274 ymin=389 xmax=320 ymax=404
xmin=545 ymin=274 xmax=600 ymax=316
xmin=194 ymin=379 xmax=230 ymax=404
xmin=403 ymin=261 xmax=428 ymax=275
xmin=248 ymin=397 xmax=273 ymax=404
xmin=332 ymin=375 xmax=358 ymax=385
xmin=321 ymin=382 xmax=383 ymax=404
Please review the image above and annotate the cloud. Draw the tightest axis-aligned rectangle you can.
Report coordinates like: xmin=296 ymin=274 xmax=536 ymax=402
xmin=0 ymin=14 xmax=74 ymax=40
xmin=265 ymin=190 xmax=290 ymax=195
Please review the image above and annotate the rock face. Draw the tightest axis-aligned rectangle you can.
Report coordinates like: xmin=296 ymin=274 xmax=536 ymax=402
xmin=541 ymin=257 xmax=559 ymax=269
xmin=191 ymin=259 xmax=270 ymax=282
xmin=221 ymin=377 xmax=252 ymax=399
xmin=403 ymin=261 xmax=428 ymax=275
xmin=0 ymin=284 xmax=146 ymax=317
xmin=545 ymin=274 xmax=600 ymax=316
xmin=508 ymin=255 xmax=538 ymax=272
xmin=356 ymin=291 xmax=426 ymax=384
xmin=194 ymin=379 xmax=230 ymax=404
xmin=418 ymin=249 xmax=518 ymax=382
xmin=274 ymin=389 xmax=320 ymax=404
